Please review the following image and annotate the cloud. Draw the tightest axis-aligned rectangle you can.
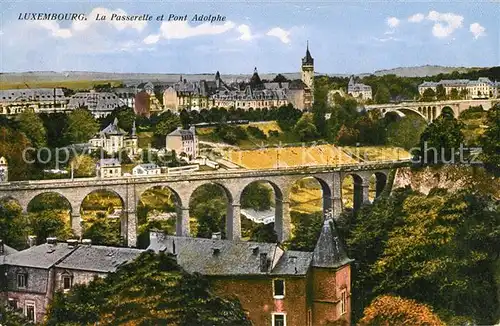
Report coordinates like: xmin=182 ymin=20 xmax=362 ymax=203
xmin=143 ymin=21 xmax=236 ymax=43
xmin=387 ymin=17 xmax=400 ymax=28
xmin=237 ymin=24 xmax=252 ymax=41
xmin=35 ymin=21 xmax=72 ymax=38
xmin=408 ymin=13 xmax=425 ymax=23
xmin=266 ymin=27 xmax=290 ymax=44
xmin=426 ymin=10 xmax=464 ymax=38
xmin=470 ymin=23 xmax=486 ymax=39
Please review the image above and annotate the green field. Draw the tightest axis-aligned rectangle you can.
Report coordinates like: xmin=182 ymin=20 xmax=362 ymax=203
xmin=0 ymin=80 xmax=123 ymax=90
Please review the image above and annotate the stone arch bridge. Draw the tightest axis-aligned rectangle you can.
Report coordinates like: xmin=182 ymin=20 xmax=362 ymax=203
xmin=0 ymin=162 xmax=408 ymax=247
xmin=365 ymin=99 xmax=495 ymax=122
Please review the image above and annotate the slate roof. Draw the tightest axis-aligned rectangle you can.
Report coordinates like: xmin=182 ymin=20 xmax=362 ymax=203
xmin=56 ymin=245 xmax=143 ymax=273
xmin=0 ymin=243 xmax=19 ymax=265
xmin=312 ymin=219 xmax=354 ymax=269
xmin=0 ymin=88 xmax=65 ymax=103
xmin=99 ymin=118 xmax=127 ymax=136
xmin=148 ymin=232 xmax=314 ymax=276
xmin=3 ymin=243 xmax=76 ymax=269
xmin=134 ymin=163 xmax=160 ymax=171
xmin=419 ymin=78 xmax=495 ymax=88
xmin=167 ymin=127 xmax=196 ymax=140
xmin=67 ymin=92 xmax=125 ymax=112
xmin=302 ymin=44 xmax=314 ymax=65
xmin=97 ymin=158 xmax=121 ymax=167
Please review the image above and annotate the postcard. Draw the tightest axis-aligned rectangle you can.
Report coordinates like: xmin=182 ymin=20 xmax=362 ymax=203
xmin=0 ymin=1 xmax=499 ymax=325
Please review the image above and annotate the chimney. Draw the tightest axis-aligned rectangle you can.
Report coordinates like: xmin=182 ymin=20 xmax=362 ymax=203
xmin=259 ymin=253 xmax=269 ymax=272
xmin=0 ymin=239 xmax=4 ymax=255
xmin=27 ymin=235 xmax=37 ymax=247
xmin=81 ymin=239 xmax=92 ymax=246
xmin=211 ymin=232 xmax=221 ymax=240
xmin=67 ymin=239 xmax=78 ymax=248
xmin=46 ymin=237 xmax=57 ymax=245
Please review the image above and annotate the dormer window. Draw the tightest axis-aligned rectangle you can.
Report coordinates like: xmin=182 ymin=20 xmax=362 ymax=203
xmin=17 ymin=273 xmax=27 ymax=288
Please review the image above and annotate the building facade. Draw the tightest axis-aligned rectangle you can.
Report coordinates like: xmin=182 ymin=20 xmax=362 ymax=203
xmin=132 ymin=163 xmax=161 ymax=176
xmin=0 ymin=239 xmax=142 ymax=324
xmin=418 ymin=77 xmax=498 ymax=99
xmin=166 ymin=126 xmax=199 ymax=159
xmin=0 ymin=157 xmax=8 ymax=183
xmin=96 ymin=158 xmax=122 ymax=178
xmin=88 ymin=118 xmax=138 ymax=155
xmin=0 ymin=88 xmax=67 ymax=115
xmin=149 ymin=213 xmax=353 ymax=326
xmin=67 ymin=91 xmax=126 ymax=118
xmin=347 ymin=76 xmax=373 ymax=101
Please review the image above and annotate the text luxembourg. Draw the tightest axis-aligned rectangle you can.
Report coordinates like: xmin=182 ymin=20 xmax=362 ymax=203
xmin=18 ymin=13 xmax=86 ymax=21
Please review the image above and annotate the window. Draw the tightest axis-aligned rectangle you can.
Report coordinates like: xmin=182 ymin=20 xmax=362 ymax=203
xmin=25 ymin=301 xmax=36 ymax=322
xmin=340 ymin=289 xmax=347 ymax=315
xmin=272 ymin=313 xmax=286 ymax=326
xmin=307 ymin=309 xmax=312 ymax=326
xmin=8 ymin=298 xmax=18 ymax=310
xmin=17 ymin=273 xmax=27 ymax=288
xmin=63 ymin=275 xmax=72 ymax=291
xmin=273 ymin=279 xmax=285 ymax=299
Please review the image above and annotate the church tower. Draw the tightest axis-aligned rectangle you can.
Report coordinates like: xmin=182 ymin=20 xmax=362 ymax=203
xmin=301 ymin=41 xmax=315 ymax=100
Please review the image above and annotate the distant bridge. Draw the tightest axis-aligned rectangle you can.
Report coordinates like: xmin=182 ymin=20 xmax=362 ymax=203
xmin=365 ymin=99 xmax=496 ymax=122
xmin=0 ymin=161 xmax=409 ymax=247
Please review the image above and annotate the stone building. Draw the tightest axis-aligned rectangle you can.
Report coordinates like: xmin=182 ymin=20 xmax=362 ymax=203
xmin=67 ymin=90 xmax=126 ymax=118
xmin=347 ymin=76 xmax=373 ymax=101
xmin=0 ymin=239 xmax=142 ymax=323
xmin=0 ymin=157 xmax=8 ymax=182
xmin=418 ymin=77 xmax=498 ymax=99
xmin=132 ymin=163 xmax=161 ymax=176
xmin=163 ymin=77 xmax=214 ymax=112
xmin=96 ymin=158 xmax=122 ymax=178
xmin=88 ymin=118 xmax=138 ymax=155
xmin=166 ymin=126 xmax=199 ymax=159
xmin=149 ymin=213 xmax=353 ymax=326
xmin=0 ymin=88 xmax=67 ymax=115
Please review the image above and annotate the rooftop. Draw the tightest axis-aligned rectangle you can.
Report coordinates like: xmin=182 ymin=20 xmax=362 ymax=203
xmin=3 ymin=243 xmax=76 ymax=269
xmin=56 ymin=245 xmax=143 ymax=273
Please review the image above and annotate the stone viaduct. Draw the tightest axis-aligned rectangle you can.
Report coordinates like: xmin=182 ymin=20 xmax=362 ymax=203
xmin=0 ymin=162 xmax=409 ymax=247
xmin=365 ymin=99 xmax=496 ymax=122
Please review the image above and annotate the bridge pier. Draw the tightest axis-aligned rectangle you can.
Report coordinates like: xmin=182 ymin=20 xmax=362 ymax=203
xmin=226 ymin=204 xmax=241 ymax=240
xmin=126 ymin=209 xmax=137 ymax=247
xmin=332 ymin=173 xmax=343 ymax=219
xmin=275 ymin=200 xmax=291 ymax=243
xmin=176 ymin=207 xmax=190 ymax=237
xmin=362 ymin=180 xmax=370 ymax=204
xmin=70 ymin=213 xmax=82 ymax=238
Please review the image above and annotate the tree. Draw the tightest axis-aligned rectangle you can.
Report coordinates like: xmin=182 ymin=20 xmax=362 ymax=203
xmin=17 ymin=109 xmax=47 ymax=148
xmin=27 ymin=211 xmax=73 ymax=244
xmin=69 ymin=155 xmax=95 ymax=177
xmin=64 ymin=108 xmax=99 ymax=144
xmin=459 ymin=88 xmax=468 ymax=99
xmin=294 ymin=113 xmax=319 ymax=142
xmin=386 ymin=116 xmax=427 ymax=150
xmin=435 ymin=84 xmax=446 ymax=101
xmin=272 ymin=74 xmax=289 ymax=82
xmin=421 ymin=88 xmax=436 ymax=102
xmin=40 ymin=113 xmax=69 ymax=147
xmin=374 ymin=85 xmax=390 ymax=104
xmin=154 ymin=111 xmax=181 ymax=147
xmin=312 ymin=103 xmax=328 ymax=138
xmin=449 ymin=88 xmax=459 ymax=100
xmin=418 ymin=111 xmax=465 ymax=164
xmin=241 ymin=182 xmax=272 ymax=211
xmin=0 ymin=198 xmax=28 ymax=250
xmin=45 ymin=251 xmax=251 ymax=325
xmin=0 ymin=304 xmax=35 ymax=326
xmin=479 ymin=104 xmax=500 ymax=175
xmin=249 ymin=222 xmax=278 ymax=243
xmin=180 ymin=109 xmax=192 ymax=129
xmin=358 ymin=295 xmax=445 ymax=326
xmin=335 ymin=125 xmax=359 ymax=146
xmin=0 ymin=126 xmax=33 ymax=180
xmin=342 ymin=188 xmax=500 ymax=324
xmin=285 ymin=211 xmax=323 ymax=251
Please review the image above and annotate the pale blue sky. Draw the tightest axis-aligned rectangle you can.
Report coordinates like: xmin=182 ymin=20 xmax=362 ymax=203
xmin=1 ymin=0 xmax=499 ymax=74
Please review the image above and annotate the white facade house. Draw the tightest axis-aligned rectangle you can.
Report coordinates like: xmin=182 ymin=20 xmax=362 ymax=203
xmin=96 ymin=159 xmax=121 ymax=178
xmin=88 ymin=118 xmax=138 ymax=155
xmin=132 ymin=164 xmax=161 ymax=176
xmin=418 ymin=77 xmax=498 ymax=99
xmin=347 ymin=76 xmax=372 ymax=101
xmin=0 ymin=157 xmax=8 ymax=182
xmin=166 ymin=126 xmax=199 ymax=160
